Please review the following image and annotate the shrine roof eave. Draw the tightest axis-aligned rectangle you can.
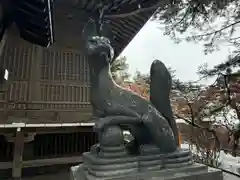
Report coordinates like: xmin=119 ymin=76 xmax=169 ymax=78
xmin=14 ymin=0 xmax=160 ymax=57
xmin=56 ymin=0 xmax=161 ymax=57
xmin=88 ymin=0 xmax=160 ymax=57
xmin=107 ymin=9 xmax=156 ymax=57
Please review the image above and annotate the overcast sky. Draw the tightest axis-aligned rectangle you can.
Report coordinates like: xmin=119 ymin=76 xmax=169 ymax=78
xmin=120 ymin=21 xmax=232 ymax=84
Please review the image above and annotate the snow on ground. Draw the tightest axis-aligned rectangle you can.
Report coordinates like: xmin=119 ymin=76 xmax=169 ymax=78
xmin=182 ymin=143 xmax=240 ymax=176
xmin=219 ymin=151 xmax=240 ymax=176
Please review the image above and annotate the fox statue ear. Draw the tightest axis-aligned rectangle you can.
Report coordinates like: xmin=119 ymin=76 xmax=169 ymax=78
xmin=82 ymin=18 xmax=113 ymax=42
xmin=100 ymin=21 xmax=113 ymax=42
xmin=82 ymin=19 xmax=98 ymax=41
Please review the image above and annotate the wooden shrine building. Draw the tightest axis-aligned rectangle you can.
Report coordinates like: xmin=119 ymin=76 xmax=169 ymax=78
xmin=0 ymin=0 xmax=160 ymax=179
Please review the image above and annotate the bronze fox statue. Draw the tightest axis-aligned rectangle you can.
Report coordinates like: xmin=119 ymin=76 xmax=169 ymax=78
xmin=82 ymin=20 xmax=179 ymax=154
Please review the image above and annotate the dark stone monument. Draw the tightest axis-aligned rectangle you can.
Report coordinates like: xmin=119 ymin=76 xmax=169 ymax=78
xmin=70 ymin=19 xmax=223 ymax=180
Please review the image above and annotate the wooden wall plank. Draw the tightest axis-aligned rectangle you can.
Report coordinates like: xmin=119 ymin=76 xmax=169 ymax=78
xmin=0 ymin=16 xmax=92 ymax=124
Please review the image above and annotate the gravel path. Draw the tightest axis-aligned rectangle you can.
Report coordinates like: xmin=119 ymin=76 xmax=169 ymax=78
xmin=223 ymin=173 xmax=240 ymax=180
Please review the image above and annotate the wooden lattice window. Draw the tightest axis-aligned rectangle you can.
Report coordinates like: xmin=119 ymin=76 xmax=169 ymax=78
xmin=40 ymin=49 xmax=89 ymax=83
xmin=1 ymin=42 xmax=33 ymax=80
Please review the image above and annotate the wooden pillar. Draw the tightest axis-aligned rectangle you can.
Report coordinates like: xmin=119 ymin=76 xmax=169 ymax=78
xmin=12 ymin=127 xmax=24 ymax=180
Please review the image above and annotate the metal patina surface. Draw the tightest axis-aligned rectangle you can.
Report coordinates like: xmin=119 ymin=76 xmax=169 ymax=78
xmin=69 ymin=20 xmax=223 ymax=180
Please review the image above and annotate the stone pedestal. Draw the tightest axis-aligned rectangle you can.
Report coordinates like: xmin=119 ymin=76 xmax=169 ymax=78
xmin=70 ymin=125 xmax=223 ymax=180
xmin=70 ymin=126 xmax=222 ymax=180
xmin=70 ymin=142 xmax=223 ymax=180
xmin=70 ymin=163 xmax=223 ymax=180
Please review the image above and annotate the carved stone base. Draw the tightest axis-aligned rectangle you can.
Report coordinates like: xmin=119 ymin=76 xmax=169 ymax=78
xmin=70 ymin=163 xmax=223 ymax=180
xmin=69 ymin=141 xmax=220 ymax=180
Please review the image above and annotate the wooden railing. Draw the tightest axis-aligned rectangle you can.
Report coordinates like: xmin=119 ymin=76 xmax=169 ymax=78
xmin=0 ymin=100 xmax=92 ymax=111
xmin=0 ymin=127 xmax=98 ymax=178
xmin=0 ymin=129 xmax=98 ymax=163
